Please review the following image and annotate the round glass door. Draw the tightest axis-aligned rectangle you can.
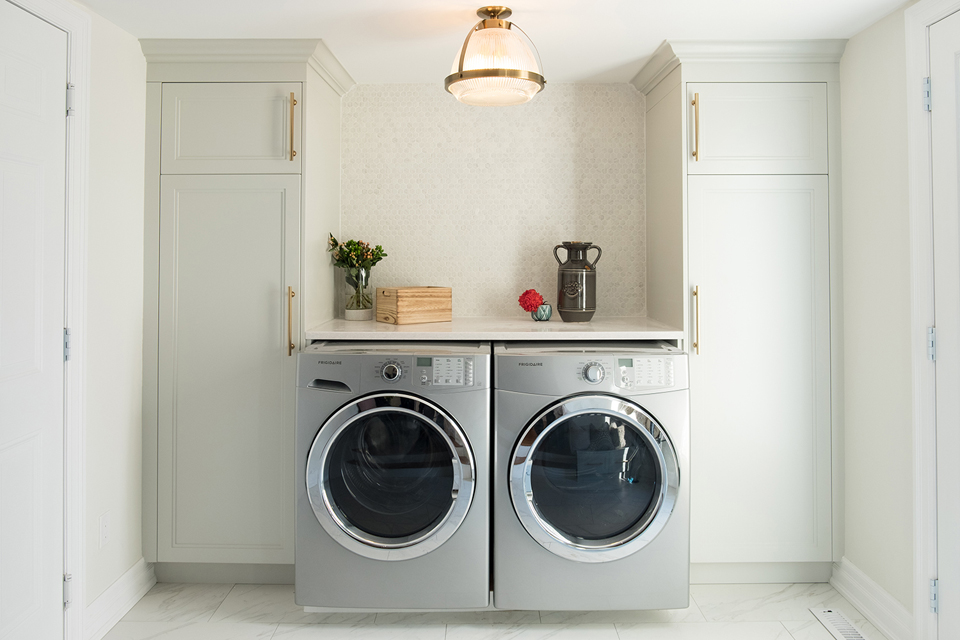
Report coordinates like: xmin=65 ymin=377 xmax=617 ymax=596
xmin=306 ymin=392 xmax=475 ymax=561
xmin=509 ymin=394 xmax=679 ymax=562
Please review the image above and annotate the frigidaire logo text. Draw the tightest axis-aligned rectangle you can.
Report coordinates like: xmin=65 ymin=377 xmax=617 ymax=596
xmin=518 ymin=362 xmax=543 ymax=367
xmin=319 ymin=360 xmax=342 ymax=365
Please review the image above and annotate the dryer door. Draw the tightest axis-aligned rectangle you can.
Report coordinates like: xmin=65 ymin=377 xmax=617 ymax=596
xmin=306 ymin=392 xmax=475 ymax=561
xmin=509 ymin=394 xmax=679 ymax=563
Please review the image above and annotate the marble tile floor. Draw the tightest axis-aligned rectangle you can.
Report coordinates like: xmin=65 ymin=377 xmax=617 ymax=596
xmin=105 ymin=582 xmax=892 ymax=640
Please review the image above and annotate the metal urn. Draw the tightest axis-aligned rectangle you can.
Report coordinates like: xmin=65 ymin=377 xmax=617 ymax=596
xmin=553 ymin=241 xmax=602 ymax=322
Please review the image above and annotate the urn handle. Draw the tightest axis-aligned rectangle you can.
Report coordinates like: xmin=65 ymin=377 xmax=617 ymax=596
xmin=587 ymin=245 xmax=602 ymax=269
xmin=553 ymin=244 xmax=565 ymax=265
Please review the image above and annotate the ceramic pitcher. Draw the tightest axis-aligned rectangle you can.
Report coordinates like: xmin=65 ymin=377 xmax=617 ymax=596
xmin=554 ymin=241 xmax=602 ymax=322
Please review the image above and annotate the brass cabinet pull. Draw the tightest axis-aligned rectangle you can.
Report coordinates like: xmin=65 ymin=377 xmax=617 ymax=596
xmin=289 ymin=92 xmax=298 ymax=161
xmin=691 ymin=92 xmax=700 ymax=161
xmin=287 ymin=286 xmax=296 ymax=356
xmin=692 ymin=285 xmax=700 ymax=355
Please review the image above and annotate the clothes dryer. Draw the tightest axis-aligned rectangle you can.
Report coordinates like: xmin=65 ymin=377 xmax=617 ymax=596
xmin=296 ymin=342 xmax=490 ymax=609
xmin=494 ymin=341 xmax=689 ymax=610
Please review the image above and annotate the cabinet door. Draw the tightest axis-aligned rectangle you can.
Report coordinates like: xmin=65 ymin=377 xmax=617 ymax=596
xmin=688 ymin=83 xmax=828 ymax=175
xmin=688 ymin=174 xmax=831 ymax=563
xmin=157 ymin=174 xmax=300 ymax=563
xmin=161 ymin=83 xmax=301 ymax=174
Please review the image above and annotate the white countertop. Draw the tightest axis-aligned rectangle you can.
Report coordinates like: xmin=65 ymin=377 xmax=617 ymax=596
xmin=305 ymin=316 xmax=683 ymax=342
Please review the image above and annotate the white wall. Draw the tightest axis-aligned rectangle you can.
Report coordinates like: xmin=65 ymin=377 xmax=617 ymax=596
xmin=71 ymin=1 xmax=147 ymax=606
xmin=839 ymin=1 xmax=916 ymax=612
xmin=340 ymin=84 xmax=646 ymax=318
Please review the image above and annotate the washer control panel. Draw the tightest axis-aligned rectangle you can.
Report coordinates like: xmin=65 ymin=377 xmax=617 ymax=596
xmin=372 ymin=356 xmax=476 ymax=388
xmin=616 ymin=357 xmax=675 ymax=390
xmin=419 ymin=356 xmax=475 ymax=387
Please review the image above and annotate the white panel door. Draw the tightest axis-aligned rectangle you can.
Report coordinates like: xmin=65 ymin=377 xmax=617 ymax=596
xmin=688 ymin=174 xmax=832 ymax=563
xmin=0 ymin=1 xmax=67 ymax=638
xmin=688 ymin=83 xmax=828 ymax=175
xmin=931 ymin=11 xmax=960 ymax=638
xmin=161 ymin=83 xmax=301 ymax=175
xmin=158 ymin=174 xmax=300 ymax=563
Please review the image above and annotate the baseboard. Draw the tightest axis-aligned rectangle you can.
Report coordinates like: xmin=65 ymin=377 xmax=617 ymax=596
xmin=153 ymin=562 xmax=294 ymax=584
xmin=691 ymin=562 xmax=833 ymax=584
xmin=83 ymin=558 xmax=156 ymax=640
xmin=829 ymin=557 xmax=913 ymax=640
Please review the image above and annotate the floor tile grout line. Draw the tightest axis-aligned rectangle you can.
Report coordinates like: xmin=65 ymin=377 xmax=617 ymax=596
xmin=266 ymin=621 xmax=282 ymax=640
xmin=780 ymin=620 xmax=801 ymax=640
xmin=204 ymin=582 xmax=237 ymax=623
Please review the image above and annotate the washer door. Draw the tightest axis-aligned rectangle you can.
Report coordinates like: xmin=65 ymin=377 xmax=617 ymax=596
xmin=509 ymin=394 xmax=679 ymax=563
xmin=306 ymin=392 xmax=475 ymax=561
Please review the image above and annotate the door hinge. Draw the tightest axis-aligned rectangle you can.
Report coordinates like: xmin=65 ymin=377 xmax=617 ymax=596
xmin=931 ymin=578 xmax=939 ymax=614
xmin=63 ymin=328 xmax=71 ymax=361
xmin=923 ymin=77 xmax=932 ymax=112
xmin=928 ymin=326 xmax=937 ymax=361
xmin=63 ymin=573 xmax=72 ymax=609
xmin=66 ymin=83 xmax=76 ymax=117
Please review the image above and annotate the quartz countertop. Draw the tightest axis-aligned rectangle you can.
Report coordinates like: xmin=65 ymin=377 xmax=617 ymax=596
xmin=305 ymin=316 xmax=683 ymax=342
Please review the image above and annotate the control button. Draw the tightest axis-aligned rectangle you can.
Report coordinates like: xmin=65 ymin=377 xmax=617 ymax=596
xmin=420 ymin=374 xmax=429 ymax=383
xmin=381 ymin=362 xmax=402 ymax=382
xmin=583 ymin=363 xmax=605 ymax=384
xmin=621 ymin=375 xmax=630 ymax=385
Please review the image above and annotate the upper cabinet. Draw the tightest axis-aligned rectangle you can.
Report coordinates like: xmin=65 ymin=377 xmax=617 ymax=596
xmin=161 ymin=82 xmax=301 ymax=174
xmin=688 ymin=82 xmax=828 ymax=175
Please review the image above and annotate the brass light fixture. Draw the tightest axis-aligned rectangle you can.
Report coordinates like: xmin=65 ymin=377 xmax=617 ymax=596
xmin=444 ymin=6 xmax=546 ymax=106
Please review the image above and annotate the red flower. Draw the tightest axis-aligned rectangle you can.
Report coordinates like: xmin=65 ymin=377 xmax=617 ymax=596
xmin=518 ymin=289 xmax=544 ymax=312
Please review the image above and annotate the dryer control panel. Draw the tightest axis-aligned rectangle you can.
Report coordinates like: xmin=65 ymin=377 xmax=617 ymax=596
xmin=298 ymin=342 xmax=490 ymax=394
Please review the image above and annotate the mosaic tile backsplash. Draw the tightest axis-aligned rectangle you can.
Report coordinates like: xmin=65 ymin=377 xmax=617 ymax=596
xmin=340 ymin=83 xmax=646 ymax=318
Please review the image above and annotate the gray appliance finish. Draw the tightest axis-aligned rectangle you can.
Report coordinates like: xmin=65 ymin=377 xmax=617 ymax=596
xmin=494 ymin=341 xmax=690 ymax=611
xmin=296 ymin=341 xmax=490 ymax=609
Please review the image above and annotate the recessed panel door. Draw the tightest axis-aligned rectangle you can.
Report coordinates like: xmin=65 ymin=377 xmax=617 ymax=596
xmin=0 ymin=1 xmax=67 ymax=637
xmin=688 ymin=174 xmax=831 ymax=563
xmin=158 ymin=174 xmax=300 ymax=563
xmin=688 ymin=83 xmax=828 ymax=175
xmin=161 ymin=83 xmax=301 ymax=174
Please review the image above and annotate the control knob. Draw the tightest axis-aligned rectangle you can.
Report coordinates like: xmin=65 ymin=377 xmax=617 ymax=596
xmin=381 ymin=362 xmax=402 ymax=382
xmin=583 ymin=362 xmax=605 ymax=384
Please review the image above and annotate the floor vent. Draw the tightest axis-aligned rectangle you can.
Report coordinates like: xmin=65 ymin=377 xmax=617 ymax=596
xmin=810 ymin=608 xmax=867 ymax=640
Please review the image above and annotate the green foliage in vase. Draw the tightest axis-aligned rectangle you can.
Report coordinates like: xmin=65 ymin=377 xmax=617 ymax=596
xmin=328 ymin=234 xmax=387 ymax=311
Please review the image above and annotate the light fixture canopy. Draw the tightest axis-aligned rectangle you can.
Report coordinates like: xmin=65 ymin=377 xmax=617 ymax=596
xmin=444 ymin=6 xmax=546 ymax=107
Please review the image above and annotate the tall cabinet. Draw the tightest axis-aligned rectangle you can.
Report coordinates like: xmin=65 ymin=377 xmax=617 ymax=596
xmin=635 ymin=42 xmax=845 ymax=582
xmin=141 ymin=41 xmax=354 ymax=567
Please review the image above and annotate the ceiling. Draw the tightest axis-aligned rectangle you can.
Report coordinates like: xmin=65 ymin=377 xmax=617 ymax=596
xmin=80 ymin=0 xmax=906 ymax=84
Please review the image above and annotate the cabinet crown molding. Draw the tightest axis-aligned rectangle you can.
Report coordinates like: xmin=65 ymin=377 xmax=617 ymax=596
xmin=631 ymin=39 xmax=848 ymax=94
xmin=139 ymin=39 xmax=356 ymax=95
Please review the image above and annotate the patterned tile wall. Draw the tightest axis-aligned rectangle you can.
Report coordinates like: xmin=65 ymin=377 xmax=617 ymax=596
xmin=340 ymin=83 xmax=646 ymax=318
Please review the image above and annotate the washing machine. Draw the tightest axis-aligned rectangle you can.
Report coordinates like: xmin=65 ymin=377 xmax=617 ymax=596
xmin=494 ymin=341 xmax=689 ymax=610
xmin=296 ymin=341 xmax=490 ymax=609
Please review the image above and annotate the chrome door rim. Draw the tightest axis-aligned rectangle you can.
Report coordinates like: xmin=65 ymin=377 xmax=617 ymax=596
xmin=509 ymin=394 xmax=679 ymax=563
xmin=306 ymin=392 xmax=475 ymax=561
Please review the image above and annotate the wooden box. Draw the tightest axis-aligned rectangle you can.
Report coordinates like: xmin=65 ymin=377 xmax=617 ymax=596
xmin=376 ymin=287 xmax=453 ymax=325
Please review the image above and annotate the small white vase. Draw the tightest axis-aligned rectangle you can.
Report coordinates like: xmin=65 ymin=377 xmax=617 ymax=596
xmin=344 ymin=308 xmax=373 ymax=321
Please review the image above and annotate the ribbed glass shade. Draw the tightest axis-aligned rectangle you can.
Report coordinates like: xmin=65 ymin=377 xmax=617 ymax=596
xmin=448 ymin=25 xmax=543 ymax=106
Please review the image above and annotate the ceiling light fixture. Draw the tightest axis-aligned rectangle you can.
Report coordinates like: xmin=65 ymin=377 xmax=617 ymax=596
xmin=444 ymin=6 xmax=545 ymax=107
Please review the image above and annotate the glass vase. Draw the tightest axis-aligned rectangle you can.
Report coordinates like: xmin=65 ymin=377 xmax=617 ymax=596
xmin=343 ymin=266 xmax=373 ymax=321
xmin=531 ymin=304 xmax=553 ymax=321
